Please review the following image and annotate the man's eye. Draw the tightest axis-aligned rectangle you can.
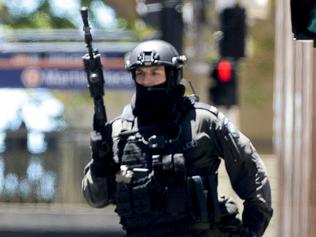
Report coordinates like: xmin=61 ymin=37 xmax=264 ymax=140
xmin=152 ymin=71 xmax=161 ymax=75
xmin=136 ymin=71 xmax=144 ymax=76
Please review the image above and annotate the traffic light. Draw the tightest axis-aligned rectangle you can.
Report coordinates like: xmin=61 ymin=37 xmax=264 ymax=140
xmin=136 ymin=0 xmax=184 ymax=53
xmin=290 ymin=0 xmax=316 ymax=40
xmin=160 ymin=0 xmax=184 ymax=53
xmin=219 ymin=4 xmax=247 ymax=60
xmin=209 ymin=58 xmax=238 ymax=107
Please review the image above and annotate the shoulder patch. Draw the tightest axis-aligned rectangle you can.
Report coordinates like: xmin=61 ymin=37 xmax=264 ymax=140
xmin=193 ymin=102 xmax=219 ymax=116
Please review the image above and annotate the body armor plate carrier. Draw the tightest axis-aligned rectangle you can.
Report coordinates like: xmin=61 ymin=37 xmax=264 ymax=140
xmin=115 ymin=129 xmax=194 ymax=230
xmin=114 ymin=98 xmax=241 ymax=236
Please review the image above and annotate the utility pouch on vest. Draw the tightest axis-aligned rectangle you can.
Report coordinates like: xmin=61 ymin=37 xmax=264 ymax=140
xmin=132 ymin=171 xmax=152 ymax=215
xmin=115 ymin=134 xmax=154 ymax=218
xmin=188 ymin=176 xmax=208 ymax=223
xmin=115 ymin=168 xmax=155 ymax=217
xmin=116 ymin=182 xmax=133 ymax=217
xmin=161 ymin=153 xmax=187 ymax=214
xmin=161 ymin=153 xmax=186 ymax=183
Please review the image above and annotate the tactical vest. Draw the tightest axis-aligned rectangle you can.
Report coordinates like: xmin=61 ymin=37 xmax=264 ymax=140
xmin=113 ymin=97 xmax=241 ymax=236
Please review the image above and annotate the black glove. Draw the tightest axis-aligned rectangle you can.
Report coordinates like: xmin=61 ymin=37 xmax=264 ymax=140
xmin=90 ymin=130 xmax=109 ymax=177
xmin=239 ymin=227 xmax=258 ymax=237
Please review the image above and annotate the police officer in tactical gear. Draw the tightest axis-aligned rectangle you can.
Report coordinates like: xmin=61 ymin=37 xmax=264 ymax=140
xmin=82 ymin=40 xmax=273 ymax=237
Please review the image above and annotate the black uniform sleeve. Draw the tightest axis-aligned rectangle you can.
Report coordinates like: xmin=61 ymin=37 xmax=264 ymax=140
xmin=212 ymin=112 xmax=273 ymax=236
xmin=81 ymin=121 xmax=117 ymax=208
xmin=82 ymin=161 xmax=111 ymax=208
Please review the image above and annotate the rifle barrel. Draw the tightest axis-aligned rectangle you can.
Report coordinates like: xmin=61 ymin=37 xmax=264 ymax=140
xmin=80 ymin=7 xmax=90 ymax=27
xmin=80 ymin=7 xmax=93 ymax=58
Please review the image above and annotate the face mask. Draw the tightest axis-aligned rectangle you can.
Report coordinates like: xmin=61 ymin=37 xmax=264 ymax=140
xmin=133 ymin=82 xmax=184 ymax=125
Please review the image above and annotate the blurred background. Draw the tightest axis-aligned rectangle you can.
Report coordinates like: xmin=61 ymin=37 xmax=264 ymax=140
xmin=0 ymin=0 xmax=277 ymax=236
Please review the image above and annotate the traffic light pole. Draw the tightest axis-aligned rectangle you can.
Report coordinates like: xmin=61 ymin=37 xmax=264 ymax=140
xmin=208 ymin=57 xmax=240 ymax=126
xmin=207 ymin=1 xmax=247 ymax=127
xmin=276 ymin=0 xmax=316 ymax=236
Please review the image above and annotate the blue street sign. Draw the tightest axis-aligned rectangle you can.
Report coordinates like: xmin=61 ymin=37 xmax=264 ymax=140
xmin=0 ymin=41 xmax=136 ymax=90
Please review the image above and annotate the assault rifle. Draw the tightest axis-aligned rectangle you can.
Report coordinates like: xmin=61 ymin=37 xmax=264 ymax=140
xmin=80 ymin=7 xmax=107 ymax=133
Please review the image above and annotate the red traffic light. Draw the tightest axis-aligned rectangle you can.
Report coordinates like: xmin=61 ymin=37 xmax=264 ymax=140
xmin=209 ymin=58 xmax=238 ymax=107
xmin=218 ymin=59 xmax=233 ymax=83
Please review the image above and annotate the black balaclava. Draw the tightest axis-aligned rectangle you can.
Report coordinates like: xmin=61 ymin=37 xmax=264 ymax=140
xmin=133 ymin=80 xmax=185 ymax=126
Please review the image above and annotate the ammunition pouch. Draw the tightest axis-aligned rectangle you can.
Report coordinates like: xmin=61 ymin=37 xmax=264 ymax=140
xmin=115 ymin=150 xmax=189 ymax=228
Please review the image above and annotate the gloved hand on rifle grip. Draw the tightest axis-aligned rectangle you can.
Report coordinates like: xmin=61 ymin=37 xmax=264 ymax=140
xmin=90 ymin=130 xmax=109 ymax=177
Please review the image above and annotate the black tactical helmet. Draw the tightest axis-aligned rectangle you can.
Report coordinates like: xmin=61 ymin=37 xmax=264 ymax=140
xmin=125 ymin=40 xmax=186 ymax=86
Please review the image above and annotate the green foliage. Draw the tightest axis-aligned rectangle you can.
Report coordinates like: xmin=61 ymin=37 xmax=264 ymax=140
xmin=0 ymin=0 xmax=76 ymax=29
xmin=0 ymin=0 xmax=129 ymax=30
xmin=130 ymin=19 xmax=157 ymax=39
